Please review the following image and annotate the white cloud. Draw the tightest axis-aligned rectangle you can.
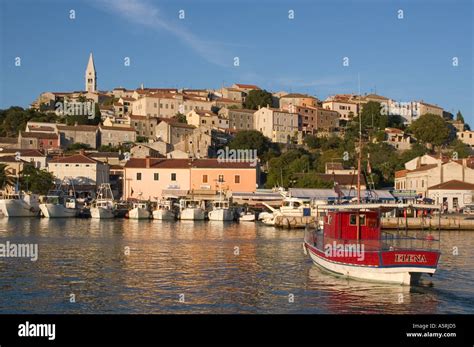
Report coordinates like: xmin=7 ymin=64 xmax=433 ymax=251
xmin=94 ymin=0 xmax=232 ymax=67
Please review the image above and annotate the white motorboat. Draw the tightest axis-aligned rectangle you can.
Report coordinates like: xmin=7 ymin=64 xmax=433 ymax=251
xmin=128 ymin=201 xmax=151 ymax=219
xmin=239 ymin=212 xmax=256 ymax=222
xmin=39 ymin=194 xmax=79 ymax=218
xmin=208 ymin=200 xmax=234 ymax=221
xmin=179 ymin=199 xmax=205 ymax=220
xmin=90 ymin=184 xmax=115 ymax=219
xmin=152 ymin=200 xmax=176 ymax=220
xmin=39 ymin=178 xmax=79 ymax=218
xmin=0 ymin=192 xmax=40 ymax=217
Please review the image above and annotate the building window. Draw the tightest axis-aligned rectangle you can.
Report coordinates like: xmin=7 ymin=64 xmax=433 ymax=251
xmin=218 ymin=175 xmax=224 ymax=182
xmin=203 ymin=175 xmax=208 ymax=183
xmin=235 ymin=175 xmax=240 ymax=183
xmin=137 ymin=172 xmax=142 ymax=180
xmin=171 ymin=173 xmax=176 ymax=181
xmin=154 ymin=173 xmax=159 ymax=181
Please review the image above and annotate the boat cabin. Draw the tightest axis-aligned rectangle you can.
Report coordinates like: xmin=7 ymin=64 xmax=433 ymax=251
xmin=324 ymin=210 xmax=381 ymax=240
xmin=212 ymin=200 xmax=229 ymax=209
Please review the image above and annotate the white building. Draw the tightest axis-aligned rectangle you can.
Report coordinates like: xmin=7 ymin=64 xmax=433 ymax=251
xmin=428 ymin=180 xmax=474 ymax=212
xmin=48 ymin=152 xmax=109 ymax=189
xmin=254 ymin=107 xmax=300 ymax=143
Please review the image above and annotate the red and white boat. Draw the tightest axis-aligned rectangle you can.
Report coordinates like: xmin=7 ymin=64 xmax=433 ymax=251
xmin=303 ymin=207 xmax=441 ymax=285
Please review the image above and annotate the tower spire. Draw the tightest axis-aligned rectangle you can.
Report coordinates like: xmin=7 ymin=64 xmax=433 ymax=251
xmin=85 ymin=52 xmax=97 ymax=93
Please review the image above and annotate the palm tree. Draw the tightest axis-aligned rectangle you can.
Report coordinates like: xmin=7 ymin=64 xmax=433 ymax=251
xmin=0 ymin=164 xmax=16 ymax=191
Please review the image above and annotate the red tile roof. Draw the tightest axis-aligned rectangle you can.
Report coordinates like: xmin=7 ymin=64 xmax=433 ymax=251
xmin=124 ymin=158 xmax=256 ymax=169
xmin=0 ymin=149 xmax=45 ymax=157
xmin=428 ymin=180 xmax=474 ymax=190
xmin=20 ymin=131 xmax=58 ymax=139
xmin=234 ymin=84 xmax=260 ymax=90
xmin=49 ymin=154 xmax=100 ymax=164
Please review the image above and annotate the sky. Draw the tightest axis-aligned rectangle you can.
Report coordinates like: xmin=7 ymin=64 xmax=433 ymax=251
xmin=0 ymin=0 xmax=473 ymax=121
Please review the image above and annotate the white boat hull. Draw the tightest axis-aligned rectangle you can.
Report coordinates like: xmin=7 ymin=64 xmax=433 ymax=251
xmin=153 ymin=209 xmax=175 ymax=220
xmin=128 ymin=207 xmax=150 ymax=219
xmin=90 ymin=207 xmax=115 ymax=219
xmin=39 ymin=204 xmax=78 ymax=218
xmin=0 ymin=199 xmax=39 ymax=217
xmin=305 ymin=243 xmax=433 ymax=285
xmin=208 ymin=208 xmax=234 ymax=221
xmin=239 ymin=213 xmax=256 ymax=222
xmin=180 ymin=208 xmax=205 ymax=220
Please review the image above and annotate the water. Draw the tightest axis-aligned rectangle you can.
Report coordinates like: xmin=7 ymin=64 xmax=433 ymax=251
xmin=0 ymin=218 xmax=473 ymax=314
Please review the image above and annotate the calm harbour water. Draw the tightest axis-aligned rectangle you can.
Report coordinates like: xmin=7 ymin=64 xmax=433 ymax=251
xmin=0 ymin=218 xmax=473 ymax=314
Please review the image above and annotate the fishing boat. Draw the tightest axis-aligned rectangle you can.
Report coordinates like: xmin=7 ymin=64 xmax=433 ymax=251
xmin=178 ymin=199 xmax=205 ymax=220
xmin=0 ymin=191 xmax=40 ymax=217
xmin=39 ymin=178 xmax=79 ymax=218
xmin=114 ymin=201 xmax=129 ymax=218
xmin=152 ymin=200 xmax=176 ymax=220
xmin=303 ymin=91 xmax=441 ymax=285
xmin=39 ymin=193 xmax=79 ymax=218
xmin=90 ymin=183 xmax=115 ymax=219
xmin=128 ymin=201 xmax=151 ymax=219
xmin=303 ymin=206 xmax=441 ymax=285
xmin=208 ymin=200 xmax=234 ymax=221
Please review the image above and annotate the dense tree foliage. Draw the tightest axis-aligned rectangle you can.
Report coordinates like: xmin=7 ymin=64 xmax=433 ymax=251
xmin=409 ymin=113 xmax=450 ymax=148
xmin=243 ymin=90 xmax=273 ymax=110
xmin=228 ymin=130 xmax=280 ymax=162
xmin=0 ymin=107 xmax=59 ymax=137
xmin=19 ymin=165 xmax=55 ymax=195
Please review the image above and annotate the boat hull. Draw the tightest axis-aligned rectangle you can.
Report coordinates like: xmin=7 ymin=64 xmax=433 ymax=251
xmin=153 ymin=209 xmax=175 ymax=220
xmin=128 ymin=207 xmax=150 ymax=219
xmin=0 ymin=199 xmax=40 ymax=217
xmin=90 ymin=207 xmax=115 ymax=219
xmin=179 ymin=208 xmax=205 ymax=220
xmin=208 ymin=208 xmax=234 ymax=221
xmin=304 ymin=242 xmax=439 ymax=285
xmin=239 ymin=213 xmax=256 ymax=222
xmin=39 ymin=204 xmax=78 ymax=218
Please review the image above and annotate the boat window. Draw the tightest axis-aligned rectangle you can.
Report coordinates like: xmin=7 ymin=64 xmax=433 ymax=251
xmin=349 ymin=214 xmax=366 ymax=226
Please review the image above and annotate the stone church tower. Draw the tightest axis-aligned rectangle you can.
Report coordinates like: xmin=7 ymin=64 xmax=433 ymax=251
xmin=85 ymin=52 xmax=97 ymax=93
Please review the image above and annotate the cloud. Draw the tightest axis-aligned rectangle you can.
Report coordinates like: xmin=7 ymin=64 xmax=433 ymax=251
xmin=93 ymin=0 xmax=232 ymax=67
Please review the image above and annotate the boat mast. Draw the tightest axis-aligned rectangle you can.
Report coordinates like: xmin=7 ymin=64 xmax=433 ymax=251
xmin=357 ymin=74 xmax=362 ymax=204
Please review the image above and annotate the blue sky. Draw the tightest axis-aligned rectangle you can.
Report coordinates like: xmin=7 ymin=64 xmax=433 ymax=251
xmin=1 ymin=0 xmax=472 ymax=121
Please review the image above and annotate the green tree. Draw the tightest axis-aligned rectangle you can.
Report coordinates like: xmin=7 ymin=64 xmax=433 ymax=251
xmin=243 ymin=90 xmax=273 ymax=110
xmin=456 ymin=110 xmax=465 ymax=123
xmin=448 ymin=139 xmax=471 ymax=159
xmin=66 ymin=143 xmax=91 ymax=151
xmin=409 ymin=114 xmax=450 ymax=149
xmin=172 ymin=113 xmax=187 ymax=123
xmin=228 ymin=130 xmax=280 ymax=162
xmin=20 ymin=165 xmax=55 ymax=195
xmin=0 ymin=107 xmax=59 ymax=137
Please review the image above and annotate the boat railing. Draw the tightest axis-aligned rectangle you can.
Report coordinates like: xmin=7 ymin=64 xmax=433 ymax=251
xmin=305 ymin=230 xmax=440 ymax=252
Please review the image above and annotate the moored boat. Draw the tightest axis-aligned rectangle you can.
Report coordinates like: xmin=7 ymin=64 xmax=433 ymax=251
xmin=178 ymin=199 xmax=205 ymax=220
xmin=90 ymin=183 xmax=115 ymax=219
xmin=152 ymin=200 xmax=176 ymax=220
xmin=128 ymin=201 xmax=151 ymax=219
xmin=39 ymin=194 xmax=79 ymax=218
xmin=0 ymin=192 xmax=40 ymax=217
xmin=208 ymin=200 xmax=234 ymax=221
xmin=303 ymin=207 xmax=441 ymax=285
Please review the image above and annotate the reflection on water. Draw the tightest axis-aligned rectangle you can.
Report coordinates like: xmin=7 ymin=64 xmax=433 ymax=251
xmin=0 ymin=218 xmax=472 ymax=314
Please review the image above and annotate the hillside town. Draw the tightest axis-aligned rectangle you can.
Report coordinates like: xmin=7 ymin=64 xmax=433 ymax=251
xmin=0 ymin=53 xmax=472 ymax=214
